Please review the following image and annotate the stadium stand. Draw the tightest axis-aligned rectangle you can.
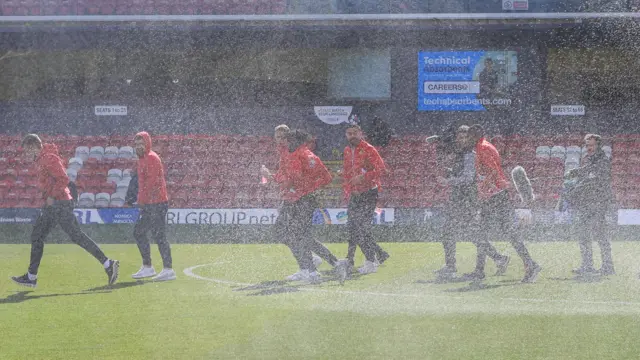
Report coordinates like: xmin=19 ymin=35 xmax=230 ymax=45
xmin=0 ymin=133 xmax=632 ymax=209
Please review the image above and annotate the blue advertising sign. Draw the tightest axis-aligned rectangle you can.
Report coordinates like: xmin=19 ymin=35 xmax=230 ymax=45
xmin=73 ymin=208 xmax=139 ymax=225
xmin=418 ymin=51 xmax=518 ymax=111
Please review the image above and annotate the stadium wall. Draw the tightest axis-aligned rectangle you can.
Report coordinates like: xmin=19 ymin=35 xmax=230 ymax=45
xmin=3 ymin=23 xmax=639 ymax=139
xmin=0 ymin=206 xmax=631 ymax=244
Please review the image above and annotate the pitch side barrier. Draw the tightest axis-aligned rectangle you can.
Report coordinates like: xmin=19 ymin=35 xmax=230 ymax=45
xmin=0 ymin=207 xmax=629 ymax=226
xmin=0 ymin=207 xmax=626 ymax=226
xmin=0 ymin=207 xmax=395 ymax=225
xmin=0 ymin=207 xmax=633 ymax=244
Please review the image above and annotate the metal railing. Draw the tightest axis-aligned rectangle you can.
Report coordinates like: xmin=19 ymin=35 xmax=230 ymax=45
xmin=0 ymin=0 xmax=635 ymax=17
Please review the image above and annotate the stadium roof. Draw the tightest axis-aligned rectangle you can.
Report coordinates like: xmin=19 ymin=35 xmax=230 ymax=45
xmin=1 ymin=12 xmax=640 ymax=22
xmin=0 ymin=12 xmax=637 ymax=30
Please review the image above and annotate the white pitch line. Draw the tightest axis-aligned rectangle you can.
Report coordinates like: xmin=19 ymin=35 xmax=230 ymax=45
xmin=183 ymin=263 xmax=640 ymax=308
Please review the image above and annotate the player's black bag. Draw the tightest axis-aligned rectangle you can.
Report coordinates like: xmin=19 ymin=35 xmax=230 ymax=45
xmin=125 ymin=173 xmax=139 ymax=206
xmin=68 ymin=181 xmax=79 ymax=206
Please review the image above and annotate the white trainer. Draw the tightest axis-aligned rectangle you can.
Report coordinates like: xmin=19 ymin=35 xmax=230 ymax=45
xmin=334 ymin=259 xmax=352 ymax=284
xmin=132 ymin=266 xmax=156 ymax=279
xmin=308 ymin=271 xmax=321 ymax=283
xmin=312 ymin=254 xmax=323 ymax=268
xmin=358 ymin=260 xmax=378 ymax=275
xmin=152 ymin=268 xmax=177 ymax=281
xmin=286 ymin=269 xmax=310 ymax=281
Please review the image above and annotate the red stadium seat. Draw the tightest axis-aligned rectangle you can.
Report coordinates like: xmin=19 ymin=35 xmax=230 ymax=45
xmin=171 ymin=3 xmax=196 ymax=15
xmin=114 ymin=159 xmax=136 ymax=169
xmin=16 ymin=199 xmax=35 ymax=208
xmin=23 ymin=0 xmax=42 ymax=15
xmin=58 ymin=1 xmax=78 ymax=15
xmin=84 ymin=157 xmax=99 ymax=169
xmin=1 ymin=6 xmax=17 ymax=15
xmin=99 ymin=183 xmax=116 ymax=194
xmin=77 ymin=168 xmax=93 ymax=181
xmin=12 ymin=180 xmax=27 ymax=192
xmin=271 ymin=1 xmax=286 ymax=14
xmin=24 ymin=186 xmax=39 ymax=196
xmin=170 ymin=198 xmax=188 ymax=208
xmin=1 ymin=169 xmax=17 ymax=182
xmin=16 ymin=166 xmax=36 ymax=178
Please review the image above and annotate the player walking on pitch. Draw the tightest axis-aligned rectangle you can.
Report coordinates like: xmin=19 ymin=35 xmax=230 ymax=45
xmin=130 ymin=132 xmax=176 ymax=281
xmin=11 ymin=134 xmax=119 ymax=288
xmin=464 ymin=125 xmax=541 ymax=283
xmin=261 ymin=125 xmax=337 ymax=269
xmin=274 ymin=130 xmax=337 ymax=282
xmin=339 ymin=124 xmax=389 ymax=276
xmin=434 ymin=126 xmax=481 ymax=278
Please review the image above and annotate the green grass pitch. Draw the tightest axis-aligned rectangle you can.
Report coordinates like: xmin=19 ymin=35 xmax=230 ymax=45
xmin=1 ymin=242 xmax=640 ymax=359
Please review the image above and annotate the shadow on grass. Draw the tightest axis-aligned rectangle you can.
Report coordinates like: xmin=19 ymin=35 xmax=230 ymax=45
xmin=85 ymin=280 xmax=147 ymax=292
xmin=0 ymin=290 xmax=108 ymax=304
xmin=415 ymin=276 xmax=471 ymax=285
xmin=444 ymin=281 xmax=516 ymax=292
xmin=233 ymin=280 xmax=301 ymax=296
xmin=548 ymin=275 xmax=605 ymax=283
xmin=233 ymin=270 xmax=365 ymax=296
xmin=0 ymin=281 xmax=148 ymax=304
xmin=498 ymin=279 xmax=522 ymax=284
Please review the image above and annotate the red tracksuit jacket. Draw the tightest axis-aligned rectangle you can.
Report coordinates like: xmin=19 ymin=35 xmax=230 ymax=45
xmin=342 ymin=140 xmax=386 ymax=200
xmin=136 ymin=132 xmax=169 ymax=205
xmin=36 ymin=143 xmax=72 ymax=201
xmin=274 ymin=145 xmax=290 ymax=192
xmin=475 ymin=137 xmax=510 ymax=200
xmin=282 ymin=145 xmax=332 ymax=203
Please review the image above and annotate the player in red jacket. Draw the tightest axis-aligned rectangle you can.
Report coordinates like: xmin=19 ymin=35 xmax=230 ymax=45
xmin=340 ymin=124 xmax=389 ymax=276
xmin=262 ymin=124 xmax=338 ymax=270
xmin=11 ymin=134 xmax=119 ymax=288
xmin=261 ymin=124 xmax=291 ymax=188
xmin=131 ymin=131 xmax=175 ymax=281
xmin=275 ymin=130 xmax=337 ymax=282
xmin=464 ymin=124 xmax=541 ymax=283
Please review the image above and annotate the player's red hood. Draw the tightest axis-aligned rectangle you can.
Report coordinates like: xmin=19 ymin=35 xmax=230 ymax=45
xmin=136 ymin=131 xmax=152 ymax=156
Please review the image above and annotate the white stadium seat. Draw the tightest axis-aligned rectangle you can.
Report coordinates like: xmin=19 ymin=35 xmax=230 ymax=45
xmin=109 ymin=193 xmax=126 ymax=208
xmin=116 ymin=180 xmax=130 ymax=194
xmin=566 ymin=146 xmax=581 ymax=156
xmin=68 ymin=157 xmax=84 ymax=171
xmin=550 ymin=146 xmax=566 ymax=160
xmin=94 ymin=192 xmax=111 ymax=208
xmin=535 ymin=146 xmax=550 ymax=159
xmin=104 ymin=146 xmax=119 ymax=161
xmin=122 ymin=168 xmax=133 ymax=181
xmin=565 ymin=159 xmax=580 ymax=172
xmin=107 ymin=169 xmax=123 ymax=184
xmin=565 ymin=146 xmax=582 ymax=164
xmin=75 ymin=146 xmax=90 ymax=162
xmin=78 ymin=192 xmax=95 ymax=208
xmin=66 ymin=168 xmax=78 ymax=182
xmin=89 ymin=146 xmax=105 ymax=161
xmin=118 ymin=146 xmax=135 ymax=159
